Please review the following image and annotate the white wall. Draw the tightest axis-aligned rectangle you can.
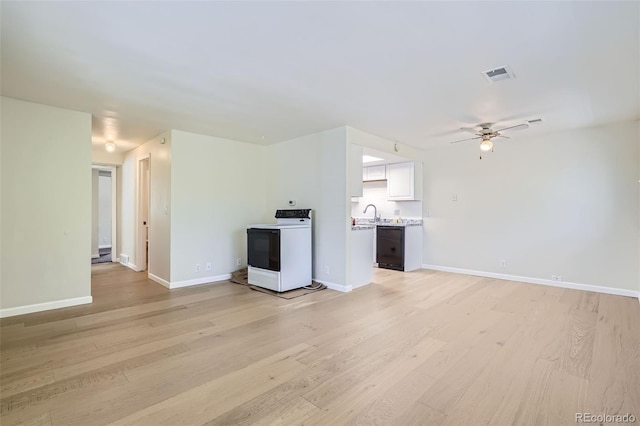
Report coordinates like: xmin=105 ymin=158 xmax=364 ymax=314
xmin=121 ymin=131 xmax=172 ymax=282
xmin=0 ymin=97 xmax=92 ymax=315
xmin=169 ymin=130 xmax=267 ymax=285
xmin=352 ymin=180 xmax=423 ymax=219
xmin=422 ymin=120 xmax=639 ymax=294
xmin=265 ymin=127 xmax=349 ymax=288
xmin=92 ymin=149 xmax=124 ymax=166
xmin=98 ymin=172 xmax=112 ymax=248
xmin=91 ymin=169 xmax=99 ymax=257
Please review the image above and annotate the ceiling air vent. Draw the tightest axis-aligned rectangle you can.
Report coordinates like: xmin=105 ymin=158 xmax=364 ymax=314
xmin=481 ymin=65 xmax=515 ymax=83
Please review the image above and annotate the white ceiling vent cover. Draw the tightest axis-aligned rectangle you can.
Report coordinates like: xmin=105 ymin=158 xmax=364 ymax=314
xmin=481 ymin=65 xmax=516 ymax=83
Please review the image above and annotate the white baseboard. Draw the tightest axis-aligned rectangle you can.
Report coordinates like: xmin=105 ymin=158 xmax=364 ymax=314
xmin=422 ymin=264 xmax=640 ymax=299
xmin=169 ymin=274 xmax=231 ymax=289
xmin=148 ymin=273 xmax=170 ymax=288
xmin=315 ymin=279 xmax=352 ymax=293
xmin=0 ymin=296 xmax=93 ymax=318
xmin=99 ymin=244 xmax=112 ymax=249
xmin=124 ymin=262 xmax=141 ymax=272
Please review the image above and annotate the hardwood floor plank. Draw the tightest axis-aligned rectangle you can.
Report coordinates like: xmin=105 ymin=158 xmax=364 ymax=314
xmin=490 ymin=357 xmax=589 ymax=426
xmin=109 ymin=344 xmax=311 ymax=425
xmin=394 ymin=401 xmax=448 ymax=426
xmin=205 ymin=351 xmax=361 ymax=425
xmin=1 ymin=263 xmax=638 ymax=426
xmin=417 ymin=314 xmax=522 ymax=414
xmin=585 ymin=294 xmax=640 ymax=420
xmin=439 ymin=307 xmax=567 ymax=425
xmin=301 ymin=337 xmax=447 ymax=425
xmin=0 ymin=371 xmax=56 ymax=400
xmin=540 ymin=308 xmax=597 ymax=379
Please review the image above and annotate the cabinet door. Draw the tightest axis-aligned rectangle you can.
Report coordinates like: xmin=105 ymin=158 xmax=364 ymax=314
xmin=387 ymin=162 xmax=414 ymax=200
xmin=364 ymin=165 xmax=386 ymax=181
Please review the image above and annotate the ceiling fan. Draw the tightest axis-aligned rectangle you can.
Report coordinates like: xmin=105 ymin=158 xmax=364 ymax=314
xmin=449 ymin=121 xmax=533 ymax=159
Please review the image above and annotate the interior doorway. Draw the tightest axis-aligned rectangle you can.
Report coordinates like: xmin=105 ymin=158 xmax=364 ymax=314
xmin=136 ymin=156 xmax=150 ymax=272
xmin=91 ymin=165 xmax=117 ymax=264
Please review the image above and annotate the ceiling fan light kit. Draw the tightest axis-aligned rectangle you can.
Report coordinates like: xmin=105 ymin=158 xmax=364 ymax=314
xmin=105 ymin=141 xmax=116 ymax=152
xmin=479 ymin=139 xmax=493 ymax=152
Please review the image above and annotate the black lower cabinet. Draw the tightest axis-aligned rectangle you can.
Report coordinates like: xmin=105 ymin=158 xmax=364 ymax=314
xmin=376 ymin=226 xmax=404 ymax=271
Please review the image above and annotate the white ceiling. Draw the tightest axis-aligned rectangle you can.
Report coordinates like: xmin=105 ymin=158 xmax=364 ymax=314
xmin=2 ymin=1 xmax=638 ymax=152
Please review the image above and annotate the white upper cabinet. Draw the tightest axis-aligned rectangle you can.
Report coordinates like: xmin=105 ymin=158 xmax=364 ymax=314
xmin=363 ymin=165 xmax=386 ymax=181
xmin=387 ymin=161 xmax=423 ymax=201
xmin=350 ymin=144 xmax=363 ymax=197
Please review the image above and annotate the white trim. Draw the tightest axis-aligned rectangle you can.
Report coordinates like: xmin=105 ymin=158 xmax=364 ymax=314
xmin=315 ymin=279 xmax=352 ymax=292
xmin=98 ymin=244 xmax=112 ymax=249
xmin=136 ymin=156 xmax=150 ymax=272
xmin=169 ymin=274 xmax=231 ymax=289
xmin=113 ymin=257 xmax=120 ymax=263
xmin=123 ymin=262 xmax=140 ymax=272
xmin=148 ymin=273 xmax=170 ymax=288
xmin=110 ymin=166 xmax=117 ymax=267
xmin=422 ymin=264 xmax=640 ymax=299
xmin=0 ymin=296 xmax=93 ymax=318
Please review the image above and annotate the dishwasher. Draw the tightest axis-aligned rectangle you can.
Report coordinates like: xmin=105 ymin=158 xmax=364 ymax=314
xmin=376 ymin=226 xmax=405 ymax=271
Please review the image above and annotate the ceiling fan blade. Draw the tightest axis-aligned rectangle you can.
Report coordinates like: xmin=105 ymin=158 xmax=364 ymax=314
xmin=495 ymin=123 xmax=529 ymax=132
xmin=496 ymin=134 xmax=510 ymax=139
xmin=459 ymin=127 xmax=479 ymax=134
xmin=450 ymin=136 xmax=481 ymax=144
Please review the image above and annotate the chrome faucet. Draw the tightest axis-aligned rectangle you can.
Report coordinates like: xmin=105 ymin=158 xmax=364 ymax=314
xmin=363 ymin=204 xmax=380 ymax=222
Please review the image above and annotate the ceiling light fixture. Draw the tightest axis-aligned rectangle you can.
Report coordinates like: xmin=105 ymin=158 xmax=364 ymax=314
xmin=105 ymin=141 xmax=116 ymax=152
xmin=479 ymin=138 xmax=493 ymax=152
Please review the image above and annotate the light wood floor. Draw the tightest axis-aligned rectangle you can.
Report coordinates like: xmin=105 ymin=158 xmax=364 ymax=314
xmin=1 ymin=264 xmax=639 ymax=425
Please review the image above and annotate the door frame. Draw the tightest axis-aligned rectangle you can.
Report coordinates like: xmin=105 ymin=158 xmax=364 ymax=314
xmin=91 ymin=164 xmax=117 ymax=263
xmin=136 ymin=155 xmax=150 ymax=272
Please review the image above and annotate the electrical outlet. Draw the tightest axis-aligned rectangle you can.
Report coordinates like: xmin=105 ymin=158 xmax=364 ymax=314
xmin=195 ymin=264 xmax=201 ymax=272
xmin=236 ymin=258 xmax=241 ymax=267
xmin=394 ymin=209 xmax=400 ymax=216
xmin=499 ymin=259 xmax=507 ymax=269
xmin=323 ymin=265 xmax=330 ymax=275
xmin=551 ymin=275 xmax=562 ymax=281
xmin=206 ymin=262 xmax=212 ymax=271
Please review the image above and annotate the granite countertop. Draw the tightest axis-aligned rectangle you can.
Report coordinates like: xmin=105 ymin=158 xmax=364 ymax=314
xmin=376 ymin=222 xmax=423 ymax=228
xmin=353 ymin=217 xmax=423 ymax=228
xmin=351 ymin=224 xmax=375 ymax=231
